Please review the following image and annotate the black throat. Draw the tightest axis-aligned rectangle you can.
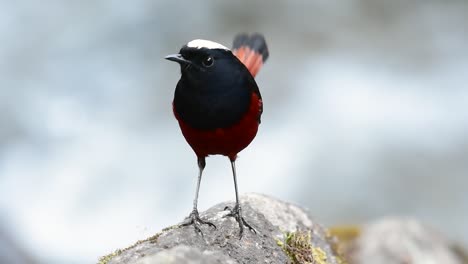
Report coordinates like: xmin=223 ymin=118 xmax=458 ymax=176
xmin=173 ymin=49 xmax=255 ymax=130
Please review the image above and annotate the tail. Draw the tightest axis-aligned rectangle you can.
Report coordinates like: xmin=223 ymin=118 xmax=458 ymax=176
xmin=232 ymin=33 xmax=269 ymax=77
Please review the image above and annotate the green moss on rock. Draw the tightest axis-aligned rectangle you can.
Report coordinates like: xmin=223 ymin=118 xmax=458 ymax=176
xmin=276 ymin=230 xmax=330 ymax=264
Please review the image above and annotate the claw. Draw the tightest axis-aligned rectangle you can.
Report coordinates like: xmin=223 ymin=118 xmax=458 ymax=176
xmin=181 ymin=210 xmax=216 ymax=236
xmin=224 ymin=204 xmax=256 ymax=238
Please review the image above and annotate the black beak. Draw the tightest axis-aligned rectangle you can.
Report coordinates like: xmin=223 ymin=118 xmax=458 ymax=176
xmin=165 ymin=54 xmax=191 ymax=65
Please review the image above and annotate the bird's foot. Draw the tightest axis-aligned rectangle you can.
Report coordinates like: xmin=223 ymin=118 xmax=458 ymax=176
xmin=224 ymin=204 xmax=256 ymax=238
xmin=180 ymin=209 xmax=216 ymax=236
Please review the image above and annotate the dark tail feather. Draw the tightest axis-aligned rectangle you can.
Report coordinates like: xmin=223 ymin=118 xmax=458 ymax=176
xmin=232 ymin=33 xmax=269 ymax=77
xmin=233 ymin=33 xmax=269 ymax=62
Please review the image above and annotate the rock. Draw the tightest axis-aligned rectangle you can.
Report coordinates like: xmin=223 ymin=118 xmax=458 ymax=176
xmin=100 ymin=193 xmax=343 ymax=264
xmin=134 ymin=245 xmax=236 ymax=264
xmin=346 ymin=218 xmax=466 ymax=264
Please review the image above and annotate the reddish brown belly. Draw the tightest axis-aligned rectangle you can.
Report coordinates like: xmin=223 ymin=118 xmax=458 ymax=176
xmin=173 ymin=93 xmax=262 ymax=160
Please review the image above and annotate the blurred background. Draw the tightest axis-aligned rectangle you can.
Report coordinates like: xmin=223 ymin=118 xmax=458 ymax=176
xmin=1 ymin=0 xmax=467 ymax=263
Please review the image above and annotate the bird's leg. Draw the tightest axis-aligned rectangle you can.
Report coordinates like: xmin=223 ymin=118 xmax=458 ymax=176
xmin=224 ymin=159 xmax=256 ymax=238
xmin=181 ymin=157 xmax=216 ymax=235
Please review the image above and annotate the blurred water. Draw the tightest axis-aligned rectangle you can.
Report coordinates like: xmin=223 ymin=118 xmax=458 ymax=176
xmin=0 ymin=1 xmax=467 ymax=263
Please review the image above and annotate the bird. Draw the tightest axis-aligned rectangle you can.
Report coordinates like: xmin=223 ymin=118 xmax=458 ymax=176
xmin=165 ymin=33 xmax=269 ymax=237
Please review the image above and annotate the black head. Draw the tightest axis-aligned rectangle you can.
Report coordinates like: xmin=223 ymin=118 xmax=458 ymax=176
xmin=165 ymin=39 xmax=258 ymax=130
xmin=165 ymin=39 xmax=244 ymax=90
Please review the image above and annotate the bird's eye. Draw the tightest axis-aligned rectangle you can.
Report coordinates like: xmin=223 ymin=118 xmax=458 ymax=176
xmin=202 ymin=56 xmax=214 ymax=67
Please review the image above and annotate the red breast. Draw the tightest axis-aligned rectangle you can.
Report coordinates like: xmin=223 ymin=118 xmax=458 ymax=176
xmin=173 ymin=92 xmax=262 ymax=160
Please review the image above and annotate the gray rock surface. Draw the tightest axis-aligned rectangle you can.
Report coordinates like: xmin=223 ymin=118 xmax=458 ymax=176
xmin=102 ymin=193 xmax=341 ymax=264
xmin=348 ymin=218 xmax=465 ymax=264
xmin=135 ymin=245 xmax=236 ymax=264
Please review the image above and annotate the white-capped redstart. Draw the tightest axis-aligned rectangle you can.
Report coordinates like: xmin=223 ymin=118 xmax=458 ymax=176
xmin=165 ymin=33 xmax=269 ymax=237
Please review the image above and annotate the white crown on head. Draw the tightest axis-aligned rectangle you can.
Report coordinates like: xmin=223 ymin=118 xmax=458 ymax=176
xmin=187 ymin=39 xmax=229 ymax=50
